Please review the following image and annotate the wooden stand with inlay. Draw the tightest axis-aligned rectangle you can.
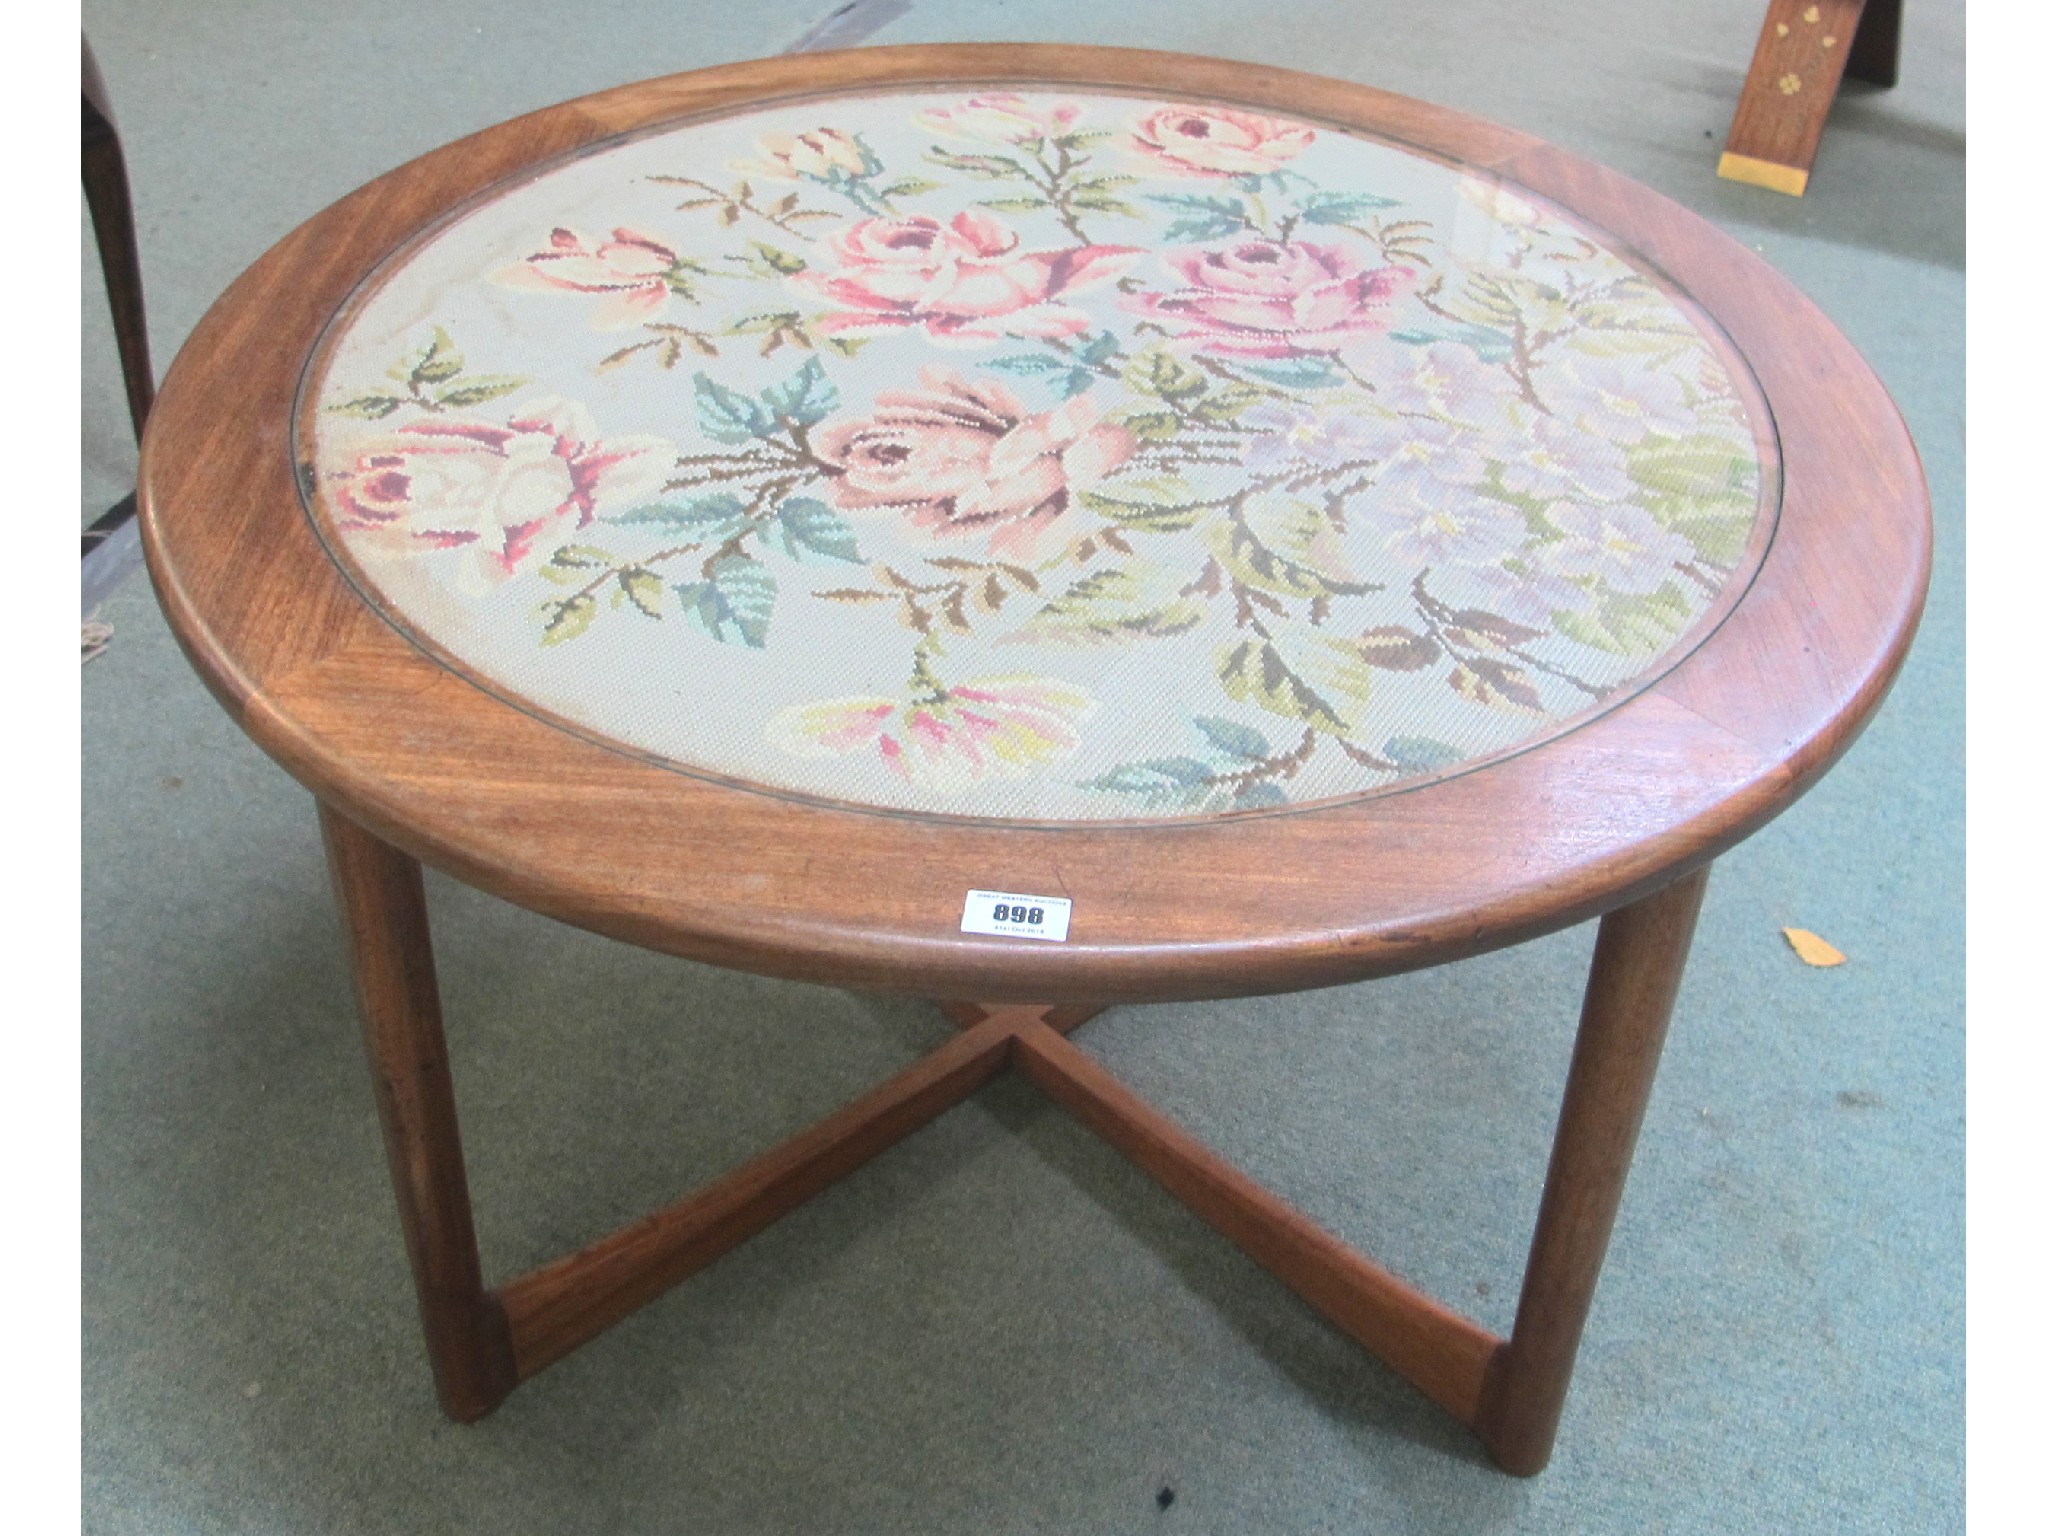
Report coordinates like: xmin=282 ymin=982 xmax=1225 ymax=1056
xmin=1719 ymin=0 xmax=1904 ymax=196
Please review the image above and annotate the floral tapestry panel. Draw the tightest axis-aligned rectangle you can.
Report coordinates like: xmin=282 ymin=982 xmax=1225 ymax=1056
xmin=303 ymin=89 xmax=1776 ymax=822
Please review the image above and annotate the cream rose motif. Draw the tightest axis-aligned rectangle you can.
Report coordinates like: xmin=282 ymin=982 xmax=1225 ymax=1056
xmin=792 ymin=210 xmax=1141 ymax=343
xmin=327 ymin=398 xmax=672 ymax=586
xmin=1123 ymin=239 xmax=1414 ymax=358
xmin=813 ymin=369 xmax=1135 ymax=559
xmin=1127 ymin=105 xmax=1314 ymax=178
xmin=489 ymin=228 xmax=682 ymax=331
xmin=915 ymin=93 xmax=1084 ymax=144
xmin=767 ymin=674 xmax=1095 ymax=792
xmin=733 ymin=126 xmax=875 ymax=182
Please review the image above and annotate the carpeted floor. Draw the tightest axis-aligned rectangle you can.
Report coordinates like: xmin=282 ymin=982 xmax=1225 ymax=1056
xmin=82 ymin=2 xmax=1963 ymax=1531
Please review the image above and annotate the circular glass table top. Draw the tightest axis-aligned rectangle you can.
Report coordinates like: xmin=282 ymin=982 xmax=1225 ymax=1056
xmin=301 ymin=87 xmax=1776 ymax=823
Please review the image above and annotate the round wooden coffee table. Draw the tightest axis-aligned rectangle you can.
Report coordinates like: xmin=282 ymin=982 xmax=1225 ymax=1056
xmin=138 ymin=45 xmax=1929 ymax=1475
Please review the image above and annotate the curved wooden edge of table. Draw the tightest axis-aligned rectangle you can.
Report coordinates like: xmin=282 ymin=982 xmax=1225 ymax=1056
xmin=137 ymin=44 xmax=1933 ymax=1004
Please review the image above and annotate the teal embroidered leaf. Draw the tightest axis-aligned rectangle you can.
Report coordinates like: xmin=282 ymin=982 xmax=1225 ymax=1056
xmin=674 ymin=553 xmax=776 ymax=649
xmin=760 ymin=356 xmax=839 ymax=431
xmin=1384 ymin=736 xmax=1463 ymax=772
xmin=1387 ymin=324 xmax=1516 ymax=364
xmin=1230 ymin=781 xmax=1288 ymax=810
xmin=1075 ymin=758 xmax=1216 ymax=802
xmin=771 ymin=497 xmax=862 ymax=563
xmin=1192 ymin=716 xmax=1271 ymax=762
xmin=986 ymin=354 xmax=1070 ymax=376
xmin=1145 ymin=193 xmax=1251 ymax=242
xmin=692 ymin=372 xmax=773 ymax=443
xmin=608 ymin=496 xmax=750 ymax=538
xmin=1236 ymin=356 xmax=1343 ymax=391
xmin=1296 ymin=189 xmax=1402 ymax=224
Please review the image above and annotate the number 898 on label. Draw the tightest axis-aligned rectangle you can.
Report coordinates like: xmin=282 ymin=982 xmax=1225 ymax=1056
xmin=993 ymin=903 xmax=1046 ymax=925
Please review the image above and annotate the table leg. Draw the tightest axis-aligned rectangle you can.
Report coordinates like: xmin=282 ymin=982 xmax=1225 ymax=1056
xmin=1475 ymin=865 xmax=1711 ymax=1474
xmin=318 ymin=803 xmax=515 ymax=1422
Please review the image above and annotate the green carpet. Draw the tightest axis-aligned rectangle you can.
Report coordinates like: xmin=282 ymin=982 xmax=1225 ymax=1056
xmin=83 ymin=2 xmax=1962 ymax=1530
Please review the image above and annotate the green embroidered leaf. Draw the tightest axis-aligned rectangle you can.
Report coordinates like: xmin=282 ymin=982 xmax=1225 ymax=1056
xmin=1211 ymin=501 xmax=1364 ymax=601
xmin=1015 ymin=567 xmax=1207 ymax=645
xmin=616 ymin=567 xmax=665 ymax=618
xmin=1145 ymin=192 xmax=1251 ymax=242
xmin=433 ymin=375 xmax=525 ymax=409
xmin=743 ymin=239 xmax=808 ymax=275
xmin=1384 ymin=736 xmax=1464 ymax=772
xmin=1627 ymin=434 xmax=1756 ymax=505
xmin=1666 ymin=510 xmax=1753 ymax=566
xmin=881 ymin=176 xmax=942 ymax=198
xmin=1553 ymin=582 xmax=1693 ymax=658
xmin=770 ymin=497 xmax=862 ymax=563
xmin=1057 ymin=129 xmax=1114 ymax=149
xmin=925 ymin=147 xmax=1028 ymax=181
xmin=1118 ymin=410 xmax=1181 ymax=442
xmin=541 ymin=593 xmax=597 ymax=645
xmin=608 ymin=496 xmax=750 ymax=537
xmin=692 ymin=372 xmax=773 ymax=443
xmin=1193 ymin=716 xmax=1271 ymax=762
xmin=1296 ymin=189 xmax=1402 ymax=224
xmin=402 ymin=327 xmax=462 ymax=384
xmin=327 ymin=394 xmax=407 ymax=419
xmin=1123 ymin=349 xmax=1208 ymax=401
xmin=1078 ymin=475 xmax=1213 ymax=533
xmin=1216 ymin=637 xmax=1353 ymax=735
xmin=760 ymin=356 xmax=840 ymax=431
xmin=979 ymin=196 xmax=1054 ymax=213
xmin=1189 ymin=382 xmax=1265 ymax=424
xmin=674 ymin=553 xmax=776 ymax=648
xmin=544 ymin=544 xmax=616 ymax=570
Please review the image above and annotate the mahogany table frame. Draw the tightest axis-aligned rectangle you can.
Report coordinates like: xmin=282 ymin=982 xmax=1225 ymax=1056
xmin=138 ymin=46 xmax=1931 ymax=1477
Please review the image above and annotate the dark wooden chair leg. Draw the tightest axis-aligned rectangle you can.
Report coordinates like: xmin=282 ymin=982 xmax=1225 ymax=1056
xmin=1474 ymin=865 xmax=1711 ymax=1475
xmin=82 ymin=37 xmax=155 ymax=440
xmin=319 ymin=803 xmax=516 ymax=1422
xmin=1845 ymin=0 xmax=1903 ymax=87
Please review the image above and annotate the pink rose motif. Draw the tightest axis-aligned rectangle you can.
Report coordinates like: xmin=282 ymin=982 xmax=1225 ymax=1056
xmin=1123 ymin=240 xmax=1414 ymax=358
xmin=328 ymin=397 xmax=672 ymax=586
xmin=489 ymin=228 xmax=681 ymax=331
xmin=1127 ymin=106 xmax=1314 ymax=179
xmin=812 ymin=369 xmax=1135 ymax=559
xmin=915 ymin=93 xmax=1085 ymax=144
xmin=793 ymin=210 xmax=1141 ymax=344
xmin=768 ymin=675 xmax=1095 ymax=792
